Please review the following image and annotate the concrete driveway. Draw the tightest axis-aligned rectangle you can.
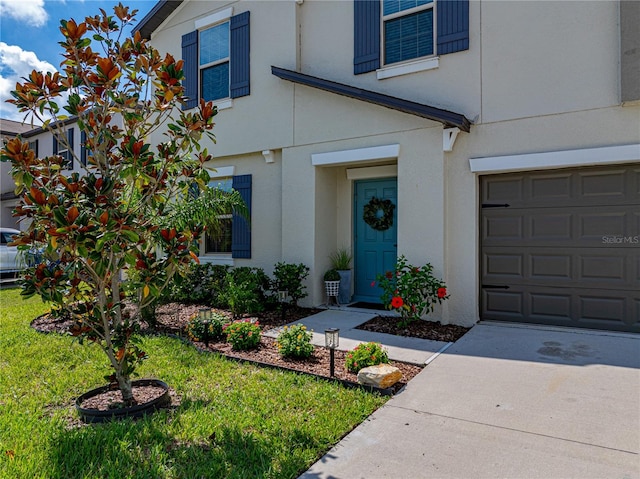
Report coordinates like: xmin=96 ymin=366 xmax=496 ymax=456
xmin=300 ymin=322 xmax=640 ymax=479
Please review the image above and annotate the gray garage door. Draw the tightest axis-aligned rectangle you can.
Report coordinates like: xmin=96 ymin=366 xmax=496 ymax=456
xmin=480 ymin=165 xmax=640 ymax=332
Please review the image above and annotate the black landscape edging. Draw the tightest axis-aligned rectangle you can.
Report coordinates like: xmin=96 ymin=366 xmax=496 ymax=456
xmin=182 ymin=337 xmax=398 ymax=397
xmin=30 ymin=317 xmax=400 ymax=397
xmin=75 ymin=378 xmax=171 ymax=424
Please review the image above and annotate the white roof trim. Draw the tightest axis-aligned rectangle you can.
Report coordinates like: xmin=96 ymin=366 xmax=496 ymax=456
xmin=195 ymin=7 xmax=233 ymax=30
xmin=312 ymin=144 xmax=400 ymax=167
xmin=469 ymin=144 xmax=640 ymax=174
xmin=209 ymin=166 xmax=235 ymax=178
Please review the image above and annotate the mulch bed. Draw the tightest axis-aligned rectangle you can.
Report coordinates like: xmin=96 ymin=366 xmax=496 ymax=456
xmin=356 ymin=315 xmax=470 ymax=343
xmin=31 ymin=302 xmax=470 ymax=406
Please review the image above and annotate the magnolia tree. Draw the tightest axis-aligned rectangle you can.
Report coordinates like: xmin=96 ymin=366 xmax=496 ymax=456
xmin=1 ymin=4 xmax=244 ymax=405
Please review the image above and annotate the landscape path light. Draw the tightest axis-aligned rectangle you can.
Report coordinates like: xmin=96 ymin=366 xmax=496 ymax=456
xmin=199 ymin=308 xmax=211 ymax=346
xmin=324 ymin=328 xmax=340 ymax=377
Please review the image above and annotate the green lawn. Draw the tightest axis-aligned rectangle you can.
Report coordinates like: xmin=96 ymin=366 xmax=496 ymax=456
xmin=0 ymin=288 xmax=387 ymax=479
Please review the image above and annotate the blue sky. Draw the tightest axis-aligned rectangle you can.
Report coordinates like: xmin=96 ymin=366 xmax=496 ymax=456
xmin=0 ymin=0 xmax=157 ymax=121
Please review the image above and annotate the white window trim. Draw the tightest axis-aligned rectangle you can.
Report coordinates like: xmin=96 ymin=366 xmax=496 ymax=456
xmin=381 ymin=1 xmax=436 ymax=69
xmin=469 ymin=144 xmax=640 ymax=175
xmin=195 ymin=7 xmax=233 ymax=30
xmin=197 ymin=7 xmax=233 ymax=104
xmin=377 ymin=56 xmax=439 ymax=80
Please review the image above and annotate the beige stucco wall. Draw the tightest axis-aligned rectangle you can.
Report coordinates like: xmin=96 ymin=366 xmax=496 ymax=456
xmin=142 ymin=0 xmax=640 ymax=325
xmin=149 ymin=0 xmax=297 ymax=158
xmin=481 ymin=1 xmax=620 ymax=123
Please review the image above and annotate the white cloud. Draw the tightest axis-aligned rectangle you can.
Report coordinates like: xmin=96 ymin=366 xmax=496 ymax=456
xmin=0 ymin=0 xmax=48 ymax=27
xmin=0 ymin=42 xmax=57 ymax=121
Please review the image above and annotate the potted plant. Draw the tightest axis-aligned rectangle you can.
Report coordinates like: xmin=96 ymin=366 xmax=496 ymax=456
xmin=324 ymin=269 xmax=341 ymax=302
xmin=330 ymin=248 xmax=353 ymax=304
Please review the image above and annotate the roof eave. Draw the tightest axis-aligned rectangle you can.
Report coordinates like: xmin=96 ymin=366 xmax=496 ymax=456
xmin=271 ymin=66 xmax=471 ymax=132
xmin=133 ymin=0 xmax=183 ymax=40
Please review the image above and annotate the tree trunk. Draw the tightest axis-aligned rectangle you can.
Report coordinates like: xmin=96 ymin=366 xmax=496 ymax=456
xmin=117 ymin=375 xmax=134 ymax=406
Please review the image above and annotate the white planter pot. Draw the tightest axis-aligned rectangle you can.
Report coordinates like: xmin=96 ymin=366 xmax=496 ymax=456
xmin=325 ymin=280 xmax=340 ymax=298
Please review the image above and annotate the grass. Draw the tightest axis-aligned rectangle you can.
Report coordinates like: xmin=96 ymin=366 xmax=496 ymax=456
xmin=0 ymin=288 xmax=388 ymax=479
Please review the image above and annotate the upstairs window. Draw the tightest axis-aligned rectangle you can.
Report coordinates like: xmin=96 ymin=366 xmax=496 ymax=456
xmin=182 ymin=10 xmax=250 ymax=110
xmin=200 ymin=22 xmax=230 ymax=102
xmin=354 ymin=0 xmax=469 ymax=75
xmin=383 ymin=0 xmax=434 ymax=65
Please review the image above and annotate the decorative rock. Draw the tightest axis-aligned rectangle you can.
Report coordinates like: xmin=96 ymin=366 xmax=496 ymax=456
xmin=357 ymin=364 xmax=402 ymax=389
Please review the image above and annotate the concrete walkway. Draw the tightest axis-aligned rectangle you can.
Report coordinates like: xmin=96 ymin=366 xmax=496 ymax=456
xmin=263 ymin=309 xmax=451 ymax=365
xmin=299 ymin=321 xmax=640 ymax=479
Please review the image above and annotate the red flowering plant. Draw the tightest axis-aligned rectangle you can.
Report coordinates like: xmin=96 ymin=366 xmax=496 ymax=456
xmin=375 ymin=255 xmax=450 ymax=326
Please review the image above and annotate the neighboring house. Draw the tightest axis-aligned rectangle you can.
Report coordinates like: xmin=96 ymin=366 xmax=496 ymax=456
xmin=1 ymin=119 xmax=35 ymax=230
xmin=1 ymin=117 xmax=89 ymax=231
xmin=134 ymin=0 xmax=635 ymax=332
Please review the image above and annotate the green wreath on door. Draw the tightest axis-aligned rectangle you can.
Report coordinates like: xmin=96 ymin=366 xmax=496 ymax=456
xmin=363 ymin=197 xmax=395 ymax=231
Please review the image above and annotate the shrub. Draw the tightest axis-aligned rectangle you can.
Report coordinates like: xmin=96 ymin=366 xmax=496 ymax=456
xmin=224 ymin=320 xmax=261 ymax=350
xmin=163 ymin=263 xmax=230 ymax=305
xmin=344 ymin=342 xmax=389 ymax=373
xmin=277 ymin=324 xmax=314 ymax=359
xmin=272 ymin=262 xmax=310 ymax=306
xmin=219 ymin=267 xmax=269 ymax=317
xmin=185 ymin=311 xmax=229 ymax=342
xmin=375 ymin=255 xmax=449 ymax=326
xmin=324 ymin=269 xmax=340 ymax=281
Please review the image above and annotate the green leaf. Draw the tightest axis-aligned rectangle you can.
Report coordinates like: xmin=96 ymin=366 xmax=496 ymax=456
xmin=120 ymin=230 xmax=140 ymax=243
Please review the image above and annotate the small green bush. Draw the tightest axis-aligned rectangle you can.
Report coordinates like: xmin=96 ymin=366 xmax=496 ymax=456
xmin=163 ymin=263 xmax=230 ymax=305
xmin=277 ymin=324 xmax=314 ymax=358
xmin=185 ymin=311 xmax=229 ymax=342
xmin=272 ymin=262 xmax=310 ymax=306
xmin=344 ymin=342 xmax=389 ymax=373
xmin=220 ymin=267 xmax=269 ymax=317
xmin=224 ymin=320 xmax=261 ymax=350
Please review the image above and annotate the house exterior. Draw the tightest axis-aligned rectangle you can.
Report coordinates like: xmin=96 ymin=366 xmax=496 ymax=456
xmin=1 ymin=118 xmax=88 ymax=231
xmin=134 ymin=0 xmax=640 ymax=332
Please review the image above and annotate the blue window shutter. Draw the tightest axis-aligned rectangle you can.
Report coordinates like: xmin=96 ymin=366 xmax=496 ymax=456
xmin=182 ymin=31 xmax=199 ymax=110
xmin=232 ymin=174 xmax=251 ymax=259
xmin=67 ymin=128 xmax=74 ymax=169
xmin=80 ymin=130 xmax=87 ymax=166
xmin=354 ymin=0 xmax=380 ymax=74
xmin=52 ymin=134 xmax=58 ymax=155
xmin=230 ymin=11 xmax=250 ymax=98
xmin=436 ymin=0 xmax=469 ymax=55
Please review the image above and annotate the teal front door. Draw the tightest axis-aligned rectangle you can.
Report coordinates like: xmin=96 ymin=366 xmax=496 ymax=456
xmin=353 ymin=178 xmax=398 ymax=303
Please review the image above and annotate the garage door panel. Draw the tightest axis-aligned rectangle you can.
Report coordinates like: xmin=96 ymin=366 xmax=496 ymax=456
xmin=484 ymin=253 xmax=523 ymax=278
xmin=483 ymin=176 xmax=524 ymax=203
xmin=483 ymin=247 xmax=637 ymax=290
xmin=530 ymin=213 xmax=572 ymax=240
xmin=483 ymin=290 xmax=524 ymax=318
xmin=483 ymin=215 xmax=524 ymax=240
xmin=482 ymin=286 xmax=640 ymax=331
xmin=579 ymin=169 xmax=627 ymax=200
xmin=580 ymin=296 xmax=626 ymax=322
xmin=481 ymin=165 xmax=639 ymax=332
xmin=579 ymin=256 xmax=626 ymax=282
xmin=530 ymin=293 xmax=572 ymax=319
xmin=482 ymin=166 xmax=639 ymax=209
xmin=530 ymin=254 xmax=571 ymax=279
xmin=483 ymin=206 xmax=638 ymax=247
